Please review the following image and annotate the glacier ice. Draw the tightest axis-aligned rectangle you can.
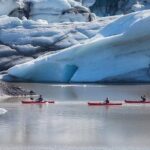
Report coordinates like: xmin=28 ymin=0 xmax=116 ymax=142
xmin=6 ymin=10 xmax=150 ymax=83
xmin=0 ymin=15 xmax=116 ymax=72
xmin=0 ymin=0 xmax=95 ymax=23
xmin=89 ymin=0 xmax=150 ymax=16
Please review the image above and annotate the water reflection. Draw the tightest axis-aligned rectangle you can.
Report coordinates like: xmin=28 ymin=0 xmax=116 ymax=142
xmin=0 ymin=104 xmax=150 ymax=148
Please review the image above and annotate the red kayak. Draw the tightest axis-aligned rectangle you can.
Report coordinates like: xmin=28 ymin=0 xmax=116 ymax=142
xmin=88 ymin=102 xmax=122 ymax=106
xmin=124 ymin=100 xmax=150 ymax=104
xmin=22 ymin=100 xmax=55 ymax=104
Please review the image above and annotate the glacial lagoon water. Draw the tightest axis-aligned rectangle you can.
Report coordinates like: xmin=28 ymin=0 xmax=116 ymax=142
xmin=1 ymin=83 xmax=150 ymax=149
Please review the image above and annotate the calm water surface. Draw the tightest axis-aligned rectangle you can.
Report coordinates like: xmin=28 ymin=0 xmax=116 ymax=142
xmin=1 ymin=83 xmax=150 ymax=149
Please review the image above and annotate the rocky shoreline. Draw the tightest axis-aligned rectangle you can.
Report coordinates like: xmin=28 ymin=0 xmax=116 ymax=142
xmin=0 ymin=82 xmax=35 ymax=96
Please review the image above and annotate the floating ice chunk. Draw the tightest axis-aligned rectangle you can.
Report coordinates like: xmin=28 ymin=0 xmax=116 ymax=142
xmin=0 ymin=108 xmax=7 ymax=115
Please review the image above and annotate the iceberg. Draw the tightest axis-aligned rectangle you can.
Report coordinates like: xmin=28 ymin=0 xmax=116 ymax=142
xmin=6 ymin=10 xmax=150 ymax=83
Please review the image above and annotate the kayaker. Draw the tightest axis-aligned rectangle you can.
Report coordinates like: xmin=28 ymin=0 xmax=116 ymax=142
xmin=105 ymin=97 xmax=109 ymax=104
xmin=37 ymin=95 xmax=43 ymax=102
xmin=141 ymin=95 xmax=146 ymax=102
xmin=29 ymin=90 xmax=34 ymax=100
xmin=29 ymin=90 xmax=34 ymax=95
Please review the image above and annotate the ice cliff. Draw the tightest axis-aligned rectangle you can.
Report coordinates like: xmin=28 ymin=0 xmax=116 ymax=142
xmin=5 ymin=10 xmax=150 ymax=83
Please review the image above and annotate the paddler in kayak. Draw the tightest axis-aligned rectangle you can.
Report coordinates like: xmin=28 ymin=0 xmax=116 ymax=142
xmin=105 ymin=97 xmax=110 ymax=104
xmin=36 ymin=95 xmax=43 ymax=102
xmin=141 ymin=95 xmax=146 ymax=102
xmin=29 ymin=90 xmax=34 ymax=100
